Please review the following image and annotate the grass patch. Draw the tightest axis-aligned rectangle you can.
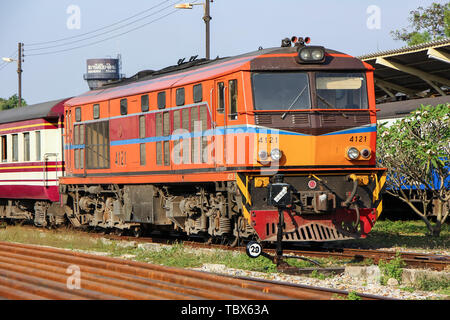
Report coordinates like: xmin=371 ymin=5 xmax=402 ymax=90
xmin=378 ymin=253 xmax=406 ymax=285
xmin=344 ymin=219 xmax=450 ymax=250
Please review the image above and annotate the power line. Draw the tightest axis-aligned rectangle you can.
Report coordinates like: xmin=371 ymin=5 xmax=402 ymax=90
xmin=26 ymin=0 xmax=172 ymax=47
xmin=25 ymin=8 xmax=183 ymax=57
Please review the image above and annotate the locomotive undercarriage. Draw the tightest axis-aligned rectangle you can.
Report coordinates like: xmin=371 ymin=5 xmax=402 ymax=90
xmin=57 ymin=182 xmax=255 ymax=241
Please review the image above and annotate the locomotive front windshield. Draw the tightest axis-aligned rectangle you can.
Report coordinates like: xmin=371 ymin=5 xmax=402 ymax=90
xmin=252 ymin=71 xmax=368 ymax=110
xmin=316 ymin=72 xmax=368 ymax=109
xmin=252 ymin=72 xmax=311 ymax=110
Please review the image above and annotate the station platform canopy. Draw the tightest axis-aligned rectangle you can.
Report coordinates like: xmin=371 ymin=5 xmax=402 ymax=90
xmin=358 ymin=38 xmax=450 ymax=105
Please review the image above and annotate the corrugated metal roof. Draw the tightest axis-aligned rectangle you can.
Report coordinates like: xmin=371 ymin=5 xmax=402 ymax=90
xmin=358 ymin=38 xmax=450 ymax=60
xmin=357 ymin=38 xmax=450 ymax=104
xmin=0 ymin=98 xmax=68 ymax=125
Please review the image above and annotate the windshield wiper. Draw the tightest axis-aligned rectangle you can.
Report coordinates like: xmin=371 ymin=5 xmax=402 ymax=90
xmin=317 ymin=94 xmax=334 ymax=108
xmin=281 ymin=86 xmax=308 ymax=119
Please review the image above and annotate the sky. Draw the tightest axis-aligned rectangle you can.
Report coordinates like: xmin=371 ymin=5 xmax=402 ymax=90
xmin=0 ymin=0 xmax=445 ymax=105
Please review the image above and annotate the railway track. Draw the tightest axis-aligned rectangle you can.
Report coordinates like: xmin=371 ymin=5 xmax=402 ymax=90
xmin=101 ymin=233 xmax=450 ymax=271
xmin=0 ymin=241 xmax=392 ymax=300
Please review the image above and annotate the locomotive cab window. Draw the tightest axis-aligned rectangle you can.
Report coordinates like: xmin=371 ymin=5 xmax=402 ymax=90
xmin=176 ymin=88 xmax=185 ymax=106
xmin=157 ymin=92 xmax=166 ymax=109
xmin=217 ymin=82 xmax=225 ymax=113
xmin=193 ymin=84 xmax=203 ymax=103
xmin=315 ymin=72 xmax=368 ymax=109
xmin=120 ymin=99 xmax=128 ymax=115
xmin=141 ymin=94 xmax=149 ymax=112
xmin=93 ymin=104 xmax=100 ymax=119
xmin=252 ymin=72 xmax=311 ymax=110
xmin=229 ymin=79 xmax=238 ymax=120
xmin=75 ymin=107 xmax=81 ymax=122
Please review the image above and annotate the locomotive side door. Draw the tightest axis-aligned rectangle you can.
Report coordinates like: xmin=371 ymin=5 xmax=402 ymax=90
xmin=213 ymin=79 xmax=228 ymax=168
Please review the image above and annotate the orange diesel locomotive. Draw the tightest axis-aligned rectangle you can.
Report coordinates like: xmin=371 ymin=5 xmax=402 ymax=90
xmin=60 ymin=38 xmax=386 ymax=243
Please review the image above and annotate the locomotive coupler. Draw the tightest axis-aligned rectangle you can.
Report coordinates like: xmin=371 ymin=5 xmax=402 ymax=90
xmin=268 ymin=175 xmax=292 ymax=266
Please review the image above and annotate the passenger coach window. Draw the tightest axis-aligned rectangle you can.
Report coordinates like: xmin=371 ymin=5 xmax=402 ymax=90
xmin=229 ymin=79 xmax=238 ymax=120
xmin=141 ymin=94 xmax=149 ymax=112
xmin=23 ymin=133 xmax=30 ymax=161
xmin=36 ymin=131 xmax=41 ymax=161
xmin=252 ymin=72 xmax=311 ymax=110
xmin=315 ymin=72 xmax=368 ymax=109
xmin=217 ymin=82 xmax=225 ymax=113
xmin=12 ymin=134 xmax=18 ymax=162
xmin=157 ymin=92 xmax=166 ymax=109
xmin=120 ymin=99 xmax=128 ymax=115
xmin=176 ymin=88 xmax=185 ymax=106
xmin=193 ymin=84 xmax=203 ymax=103
xmin=1 ymin=136 xmax=7 ymax=162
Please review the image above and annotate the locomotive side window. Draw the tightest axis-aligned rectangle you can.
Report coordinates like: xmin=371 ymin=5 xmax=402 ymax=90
xmin=86 ymin=121 xmax=109 ymax=169
xmin=157 ymin=92 xmax=166 ymax=109
xmin=12 ymin=134 xmax=18 ymax=162
xmin=139 ymin=116 xmax=146 ymax=139
xmin=173 ymin=110 xmax=181 ymax=165
xmin=1 ymin=136 xmax=7 ymax=162
xmin=120 ymin=98 xmax=128 ymax=115
xmin=229 ymin=79 xmax=238 ymax=120
xmin=217 ymin=82 xmax=225 ymax=113
xmin=139 ymin=116 xmax=146 ymax=166
xmin=163 ymin=112 xmax=170 ymax=166
xmin=35 ymin=131 xmax=41 ymax=161
xmin=75 ymin=107 xmax=81 ymax=122
xmin=155 ymin=113 xmax=162 ymax=166
xmin=23 ymin=132 xmax=30 ymax=162
xmin=176 ymin=88 xmax=185 ymax=106
xmin=182 ymin=108 xmax=190 ymax=164
xmin=191 ymin=107 xmax=199 ymax=164
xmin=93 ymin=104 xmax=100 ymax=119
xmin=141 ymin=94 xmax=149 ymax=112
xmin=200 ymin=105 xmax=208 ymax=163
xmin=140 ymin=143 xmax=146 ymax=166
xmin=193 ymin=84 xmax=203 ymax=103
xmin=251 ymin=72 xmax=311 ymax=110
xmin=315 ymin=72 xmax=368 ymax=109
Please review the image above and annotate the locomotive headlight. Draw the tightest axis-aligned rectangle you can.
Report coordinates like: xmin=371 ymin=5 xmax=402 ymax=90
xmin=361 ymin=148 xmax=371 ymax=159
xmin=311 ymin=49 xmax=324 ymax=61
xmin=258 ymin=150 xmax=268 ymax=161
xmin=300 ymin=50 xmax=312 ymax=61
xmin=270 ymin=148 xmax=283 ymax=161
xmin=297 ymin=46 xmax=326 ymax=63
xmin=347 ymin=147 xmax=360 ymax=160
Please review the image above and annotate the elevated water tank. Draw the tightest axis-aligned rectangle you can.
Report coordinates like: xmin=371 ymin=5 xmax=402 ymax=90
xmin=83 ymin=58 xmax=122 ymax=90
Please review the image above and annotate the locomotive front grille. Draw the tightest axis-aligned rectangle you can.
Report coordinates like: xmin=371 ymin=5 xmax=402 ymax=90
xmin=265 ymin=222 xmax=351 ymax=241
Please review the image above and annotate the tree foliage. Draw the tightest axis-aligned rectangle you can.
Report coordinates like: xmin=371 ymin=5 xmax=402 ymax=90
xmin=377 ymin=104 xmax=450 ymax=236
xmin=391 ymin=2 xmax=450 ymax=46
xmin=0 ymin=94 xmax=27 ymax=110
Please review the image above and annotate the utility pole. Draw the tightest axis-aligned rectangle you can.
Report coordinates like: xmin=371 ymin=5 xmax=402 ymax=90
xmin=17 ymin=42 xmax=23 ymax=107
xmin=203 ymin=0 xmax=211 ymax=60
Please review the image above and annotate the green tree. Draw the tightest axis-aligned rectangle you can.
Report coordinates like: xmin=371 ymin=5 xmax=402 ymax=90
xmin=377 ymin=104 xmax=450 ymax=236
xmin=0 ymin=94 xmax=27 ymax=110
xmin=391 ymin=2 xmax=450 ymax=46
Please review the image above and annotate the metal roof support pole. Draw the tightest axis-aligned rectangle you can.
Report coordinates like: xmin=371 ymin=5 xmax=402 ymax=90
xmin=374 ymin=78 xmax=418 ymax=97
xmin=427 ymin=48 xmax=450 ymax=64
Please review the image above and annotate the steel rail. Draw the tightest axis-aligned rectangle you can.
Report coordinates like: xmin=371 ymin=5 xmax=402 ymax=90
xmin=0 ymin=241 xmax=390 ymax=300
